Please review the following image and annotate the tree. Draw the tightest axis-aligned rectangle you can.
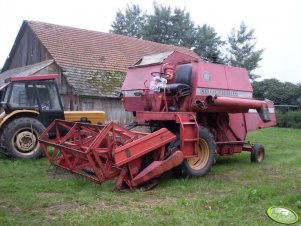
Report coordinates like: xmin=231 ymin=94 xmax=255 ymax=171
xmin=193 ymin=24 xmax=225 ymax=63
xmin=253 ymin=79 xmax=301 ymax=105
xmin=226 ymin=22 xmax=264 ymax=81
xmin=295 ymin=83 xmax=301 ymax=105
xmin=110 ymin=3 xmax=225 ymax=62
xmin=110 ymin=4 xmax=266 ymax=68
xmin=141 ymin=2 xmax=195 ymax=47
xmin=110 ymin=4 xmax=146 ymax=38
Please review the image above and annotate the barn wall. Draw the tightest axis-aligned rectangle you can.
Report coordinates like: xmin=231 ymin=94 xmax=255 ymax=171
xmin=60 ymin=94 xmax=133 ymax=124
xmin=33 ymin=63 xmax=58 ymax=75
xmin=57 ymin=68 xmax=73 ymax=96
xmin=56 ymin=71 xmax=133 ymax=124
xmin=30 ymin=64 xmax=75 ymax=110
xmin=7 ymin=26 xmax=51 ymax=70
xmin=60 ymin=94 xmax=80 ymax=111
xmin=79 ymin=97 xmax=133 ymax=124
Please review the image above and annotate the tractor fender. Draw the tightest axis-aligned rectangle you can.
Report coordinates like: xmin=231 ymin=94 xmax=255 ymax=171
xmin=0 ymin=110 xmax=39 ymax=128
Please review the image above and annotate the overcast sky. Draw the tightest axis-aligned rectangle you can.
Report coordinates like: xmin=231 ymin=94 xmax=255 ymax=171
xmin=0 ymin=0 xmax=300 ymax=83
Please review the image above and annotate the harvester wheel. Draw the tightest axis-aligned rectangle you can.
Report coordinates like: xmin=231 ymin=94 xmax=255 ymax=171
xmin=1 ymin=117 xmax=45 ymax=159
xmin=177 ymin=127 xmax=215 ymax=177
xmin=251 ymin=144 xmax=265 ymax=163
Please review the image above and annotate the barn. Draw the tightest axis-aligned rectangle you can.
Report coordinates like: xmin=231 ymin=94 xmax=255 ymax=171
xmin=0 ymin=20 xmax=198 ymax=123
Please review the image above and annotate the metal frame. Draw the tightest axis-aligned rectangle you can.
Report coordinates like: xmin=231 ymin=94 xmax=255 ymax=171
xmin=39 ymin=120 xmax=183 ymax=190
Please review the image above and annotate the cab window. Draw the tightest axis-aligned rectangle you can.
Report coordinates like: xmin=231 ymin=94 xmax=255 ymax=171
xmin=9 ymin=83 xmax=38 ymax=108
xmin=36 ymin=84 xmax=61 ymax=110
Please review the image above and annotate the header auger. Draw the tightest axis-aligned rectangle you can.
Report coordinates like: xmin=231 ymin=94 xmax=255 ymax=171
xmin=39 ymin=51 xmax=276 ymax=190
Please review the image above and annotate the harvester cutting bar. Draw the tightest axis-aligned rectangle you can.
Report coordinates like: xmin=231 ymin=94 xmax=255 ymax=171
xmin=39 ymin=120 xmax=182 ymax=189
xmin=39 ymin=120 xmax=126 ymax=183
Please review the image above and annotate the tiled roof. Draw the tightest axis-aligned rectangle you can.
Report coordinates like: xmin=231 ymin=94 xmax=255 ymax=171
xmin=27 ymin=20 xmax=199 ymax=72
xmin=1 ymin=21 xmax=199 ymax=97
xmin=61 ymin=66 xmax=124 ymax=98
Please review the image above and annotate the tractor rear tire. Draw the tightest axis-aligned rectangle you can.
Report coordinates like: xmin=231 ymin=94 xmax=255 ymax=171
xmin=175 ymin=127 xmax=216 ymax=177
xmin=251 ymin=144 xmax=265 ymax=163
xmin=1 ymin=117 xmax=45 ymax=159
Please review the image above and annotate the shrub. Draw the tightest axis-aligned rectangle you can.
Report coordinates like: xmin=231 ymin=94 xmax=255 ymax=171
xmin=276 ymin=110 xmax=301 ymax=128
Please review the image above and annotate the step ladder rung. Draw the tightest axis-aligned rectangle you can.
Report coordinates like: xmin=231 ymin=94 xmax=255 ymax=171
xmin=182 ymin=122 xmax=197 ymax=125
xmin=183 ymin=138 xmax=198 ymax=142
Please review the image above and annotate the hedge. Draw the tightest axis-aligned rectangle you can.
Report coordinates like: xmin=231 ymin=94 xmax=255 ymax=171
xmin=276 ymin=110 xmax=301 ymax=128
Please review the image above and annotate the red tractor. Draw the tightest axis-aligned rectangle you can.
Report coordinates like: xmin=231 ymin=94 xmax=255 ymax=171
xmin=39 ymin=51 xmax=276 ymax=190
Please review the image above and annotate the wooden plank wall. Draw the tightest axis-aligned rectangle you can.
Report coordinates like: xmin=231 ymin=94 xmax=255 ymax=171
xmin=7 ymin=27 xmax=51 ymax=70
xmin=60 ymin=94 xmax=133 ymax=124
xmin=79 ymin=97 xmax=134 ymax=124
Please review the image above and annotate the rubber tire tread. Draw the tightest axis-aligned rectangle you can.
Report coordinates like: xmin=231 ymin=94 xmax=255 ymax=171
xmin=250 ymin=144 xmax=265 ymax=163
xmin=0 ymin=117 xmax=45 ymax=159
xmin=173 ymin=126 xmax=215 ymax=178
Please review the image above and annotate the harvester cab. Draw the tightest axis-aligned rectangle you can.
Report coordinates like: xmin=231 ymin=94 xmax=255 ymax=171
xmin=40 ymin=51 xmax=276 ymax=190
xmin=122 ymin=51 xmax=273 ymax=122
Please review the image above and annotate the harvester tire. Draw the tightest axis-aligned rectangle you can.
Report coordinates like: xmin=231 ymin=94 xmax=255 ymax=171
xmin=251 ymin=144 xmax=265 ymax=163
xmin=1 ymin=117 xmax=45 ymax=159
xmin=175 ymin=126 xmax=215 ymax=177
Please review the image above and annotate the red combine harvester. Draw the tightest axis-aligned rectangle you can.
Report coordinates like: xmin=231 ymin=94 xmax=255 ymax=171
xmin=39 ymin=51 xmax=276 ymax=190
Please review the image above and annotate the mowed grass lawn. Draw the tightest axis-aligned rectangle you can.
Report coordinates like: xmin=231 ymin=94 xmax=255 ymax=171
xmin=0 ymin=127 xmax=300 ymax=226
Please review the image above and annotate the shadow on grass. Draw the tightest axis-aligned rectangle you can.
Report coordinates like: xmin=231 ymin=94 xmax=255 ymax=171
xmin=215 ymin=152 xmax=251 ymax=166
xmin=0 ymin=152 xmax=9 ymax=160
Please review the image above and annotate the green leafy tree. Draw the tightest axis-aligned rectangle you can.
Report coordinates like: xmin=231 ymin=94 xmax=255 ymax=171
xmin=226 ymin=22 xmax=264 ymax=81
xmin=110 ymin=4 xmax=146 ymax=38
xmin=295 ymin=83 xmax=301 ymax=104
xmin=193 ymin=24 xmax=225 ymax=63
xmin=110 ymin=4 xmax=266 ymax=68
xmin=253 ymin=79 xmax=301 ymax=105
xmin=141 ymin=2 xmax=195 ymax=47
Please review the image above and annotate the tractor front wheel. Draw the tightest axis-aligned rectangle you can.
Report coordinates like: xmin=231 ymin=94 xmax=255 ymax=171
xmin=178 ymin=127 xmax=216 ymax=177
xmin=1 ymin=117 xmax=45 ymax=159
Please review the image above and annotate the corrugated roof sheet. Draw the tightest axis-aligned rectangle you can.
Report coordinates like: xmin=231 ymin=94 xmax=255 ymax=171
xmin=27 ymin=20 xmax=199 ymax=72
xmin=0 ymin=60 xmax=54 ymax=85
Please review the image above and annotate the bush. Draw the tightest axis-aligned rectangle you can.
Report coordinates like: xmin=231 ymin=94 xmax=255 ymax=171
xmin=276 ymin=110 xmax=301 ymax=128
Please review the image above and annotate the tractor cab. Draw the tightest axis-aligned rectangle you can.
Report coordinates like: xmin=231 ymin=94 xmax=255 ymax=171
xmin=0 ymin=74 xmax=106 ymax=159
xmin=0 ymin=74 xmax=65 ymax=127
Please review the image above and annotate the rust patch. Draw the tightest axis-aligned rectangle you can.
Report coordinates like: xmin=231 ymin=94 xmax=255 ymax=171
xmin=125 ymin=149 xmax=131 ymax=158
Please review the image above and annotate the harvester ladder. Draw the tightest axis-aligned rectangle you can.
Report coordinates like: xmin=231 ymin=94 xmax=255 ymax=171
xmin=176 ymin=113 xmax=199 ymax=157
